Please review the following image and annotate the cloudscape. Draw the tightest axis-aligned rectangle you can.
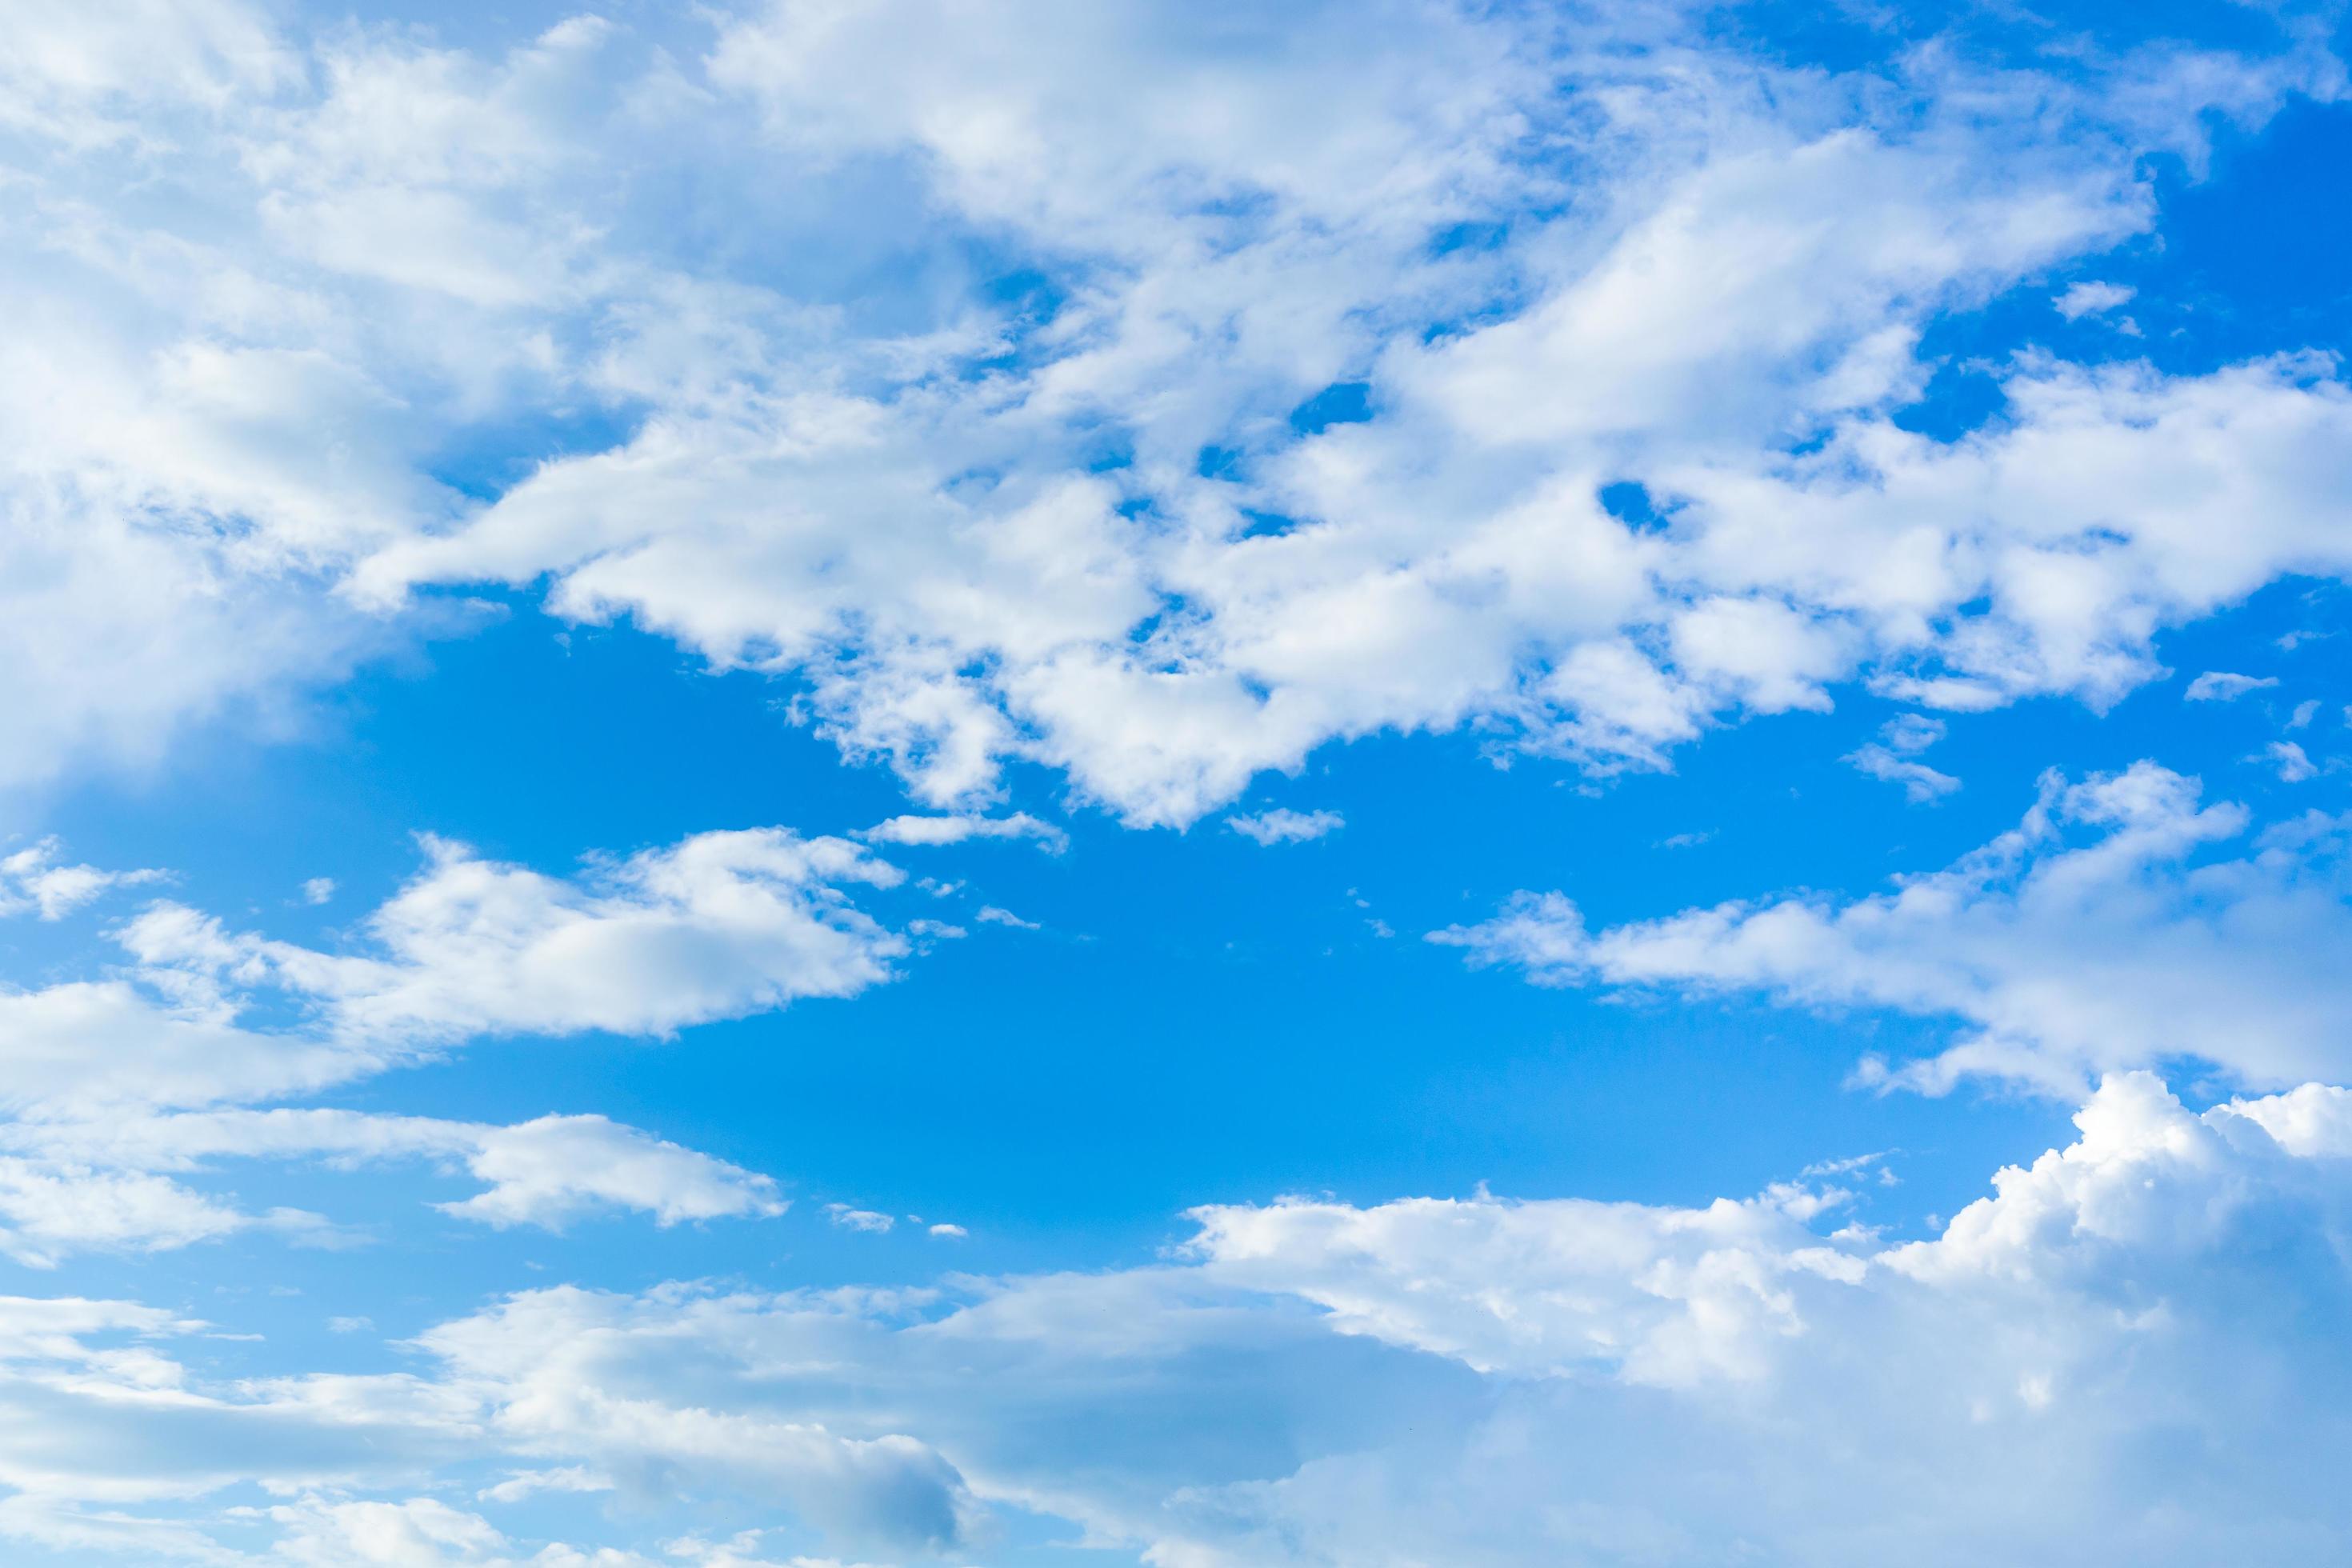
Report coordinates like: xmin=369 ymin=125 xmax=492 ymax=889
xmin=2 ymin=0 xmax=2351 ymax=1562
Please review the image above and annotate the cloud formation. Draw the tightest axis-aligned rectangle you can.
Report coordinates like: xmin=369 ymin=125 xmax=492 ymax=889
xmin=2 ymin=1070 xmax=2349 ymax=1564
xmin=1436 ymin=762 xmax=2352 ymax=1092
xmin=1 ymin=0 xmax=2346 ymax=824
xmin=0 ymin=826 xmax=920 ymax=1254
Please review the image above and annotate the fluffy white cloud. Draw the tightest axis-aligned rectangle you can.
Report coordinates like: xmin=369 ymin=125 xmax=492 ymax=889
xmin=0 ymin=1157 xmax=324 ymax=1268
xmin=121 ymin=828 xmax=910 ymax=1055
xmin=6 ymin=1069 xmax=2350 ymax=1564
xmin=1436 ymin=761 xmax=2352 ymax=1093
xmin=0 ymin=824 xmax=927 ymax=1254
xmin=0 ymin=826 xmax=909 ymax=1120
xmin=0 ymin=0 xmax=2343 ymax=824
xmin=0 ymin=838 xmax=165 ymax=920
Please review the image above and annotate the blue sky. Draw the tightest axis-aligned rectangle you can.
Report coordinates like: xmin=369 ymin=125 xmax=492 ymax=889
xmin=2 ymin=1 xmax=2352 ymax=1563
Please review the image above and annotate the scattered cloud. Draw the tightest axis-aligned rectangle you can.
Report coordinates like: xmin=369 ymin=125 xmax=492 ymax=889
xmin=2262 ymin=741 xmax=2321 ymax=782
xmin=859 ymin=814 xmax=1068 ymax=854
xmin=1845 ymin=714 xmax=1960 ymax=802
xmin=2053 ymin=280 xmax=2134 ymax=319
xmin=1436 ymin=762 xmax=2352 ymax=1094
xmin=1228 ymin=809 xmax=1346 ymax=846
xmin=6 ymin=1074 xmax=2350 ymax=1563
xmin=0 ymin=839 xmax=164 ymax=921
xmin=2186 ymin=670 xmax=2279 ymax=702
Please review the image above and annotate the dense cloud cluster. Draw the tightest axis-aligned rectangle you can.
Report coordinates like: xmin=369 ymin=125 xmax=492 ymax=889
xmin=0 ymin=1072 xmax=2349 ymax=1563
xmin=2 ymin=0 xmax=2348 ymax=821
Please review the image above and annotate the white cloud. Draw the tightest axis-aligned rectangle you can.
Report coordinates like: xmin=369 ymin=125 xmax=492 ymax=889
xmin=122 ymin=828 xmax=909 ymax=1054
xmin=0 ymin=825 xmax=910 ymax=1120
xmin=1845 ymin=715 xmax=1960 ymax=802
xmin=2053 ymin=279 xmax=2135 ymax=319
xmin=0 ymin=839 xmax=164 ymax=920
xmin=0 ymin=0 xmax=2336 ymax=823
xmin=0 ymin=1107 xmax=785 ymax=1250
xmin=973 ymin=906 xmax=1038 ymax=930
xmin=476 ymin=1466 xmax=610 ymax=1505
xmin=825 ymin=1206 xmax=894 ymax=1234
xmin=2186 ymin=670 xmax=2280 ymax=702
xmin=858 ymin=813 xmax=1068 ymax=853
xmin=300 ymin=877 xmax=336 ymax=906
xmin=2262 ymin=740 xmax=2320 ymax=782
xmin=262 ymin=1496 xmax=514 ymax=1567
xmin=0 ymin=1158 xmax=321 ymax=1268
xmin=0 ymin=824 xmax=915 ymax=1254
xmin=1227 ymin=809 xmax=1345 ymax=846
xmin=928 ymin=1224 xmax=967 ymax=1240
xmin=10 ymin=1069 xmax=2346 ymax=1564
xmin=1435 ymin=762 xmax=2352 ymax=1093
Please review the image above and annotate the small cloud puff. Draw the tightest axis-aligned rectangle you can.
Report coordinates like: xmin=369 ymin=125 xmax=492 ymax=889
xmin=2185 ymin=670 xmax=2278 ymax=702
xmin=1228 ymin=809 xmax=1344 ymax=846
xmin=1845 ymin=715 xmax=1958 ymax=802
xmin=2054 ymin=280 xmax=2134 ymax=319
xmin=0 ymin=839 xmax=166 ymax=922
xmin=2258 ymin=741 xmax=2318 ymax=782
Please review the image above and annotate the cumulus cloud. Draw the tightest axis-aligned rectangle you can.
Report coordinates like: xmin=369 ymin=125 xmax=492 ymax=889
xmin=7 ymin=1070 xmax=2351 ymax=1564
xmin=1435 ymin=762 xmax=2352 ymax=1093
xmin=0 ymin=825 xmax=910 ymax=1121
xmin=0 ymin=839 xmax=164 ymax=921
xmin=0 ymin=825 xmax=918 ymax=1254
xmin=120 ymin=828 xmax=909 ymax=1055
xmin=0 ymin=0 xmax=2341 ymax=822
xmin=0 ymin=1158 xmax=322 ymax=1268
